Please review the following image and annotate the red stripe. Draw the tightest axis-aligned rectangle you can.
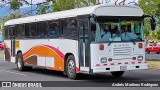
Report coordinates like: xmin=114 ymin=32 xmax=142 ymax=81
xmin=44 ymin=45 xmax=65 ymax=59
xmin=111 ymin=63 xmax=114 ymax=65
xmin=22 ymin=45 xmax=65 ymax=59
xmin=76 ymin=67 xmax=79 ymax=73
xmin=96 ymin=64 xmax=100 ymax=66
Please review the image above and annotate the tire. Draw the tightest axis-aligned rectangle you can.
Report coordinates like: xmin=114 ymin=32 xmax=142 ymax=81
xmin=66 ymin=55 xmax=77 ymax=79
xmin=146 ymin=49 xmax=150 ymax=54
xmin=111 ymin=71 xmax=124 ymax=77
xmin=157 ymin=50 xmax=160 ymax=54
xmin=17 ymin=53 xmax=32 ymax=71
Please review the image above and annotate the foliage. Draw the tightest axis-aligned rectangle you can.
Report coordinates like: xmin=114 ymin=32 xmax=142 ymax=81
xmin=52 ymin=0 xmax=97 ymax=12
xmin=9 ymin=0 xmax=23 ymax=10
xmin=156 ymin=30 xmax=160 ymax=40
xmin=0 ymin=12 xmax=25 ymax=39
xmin=138 ymin=0 xmax=160 ymax=17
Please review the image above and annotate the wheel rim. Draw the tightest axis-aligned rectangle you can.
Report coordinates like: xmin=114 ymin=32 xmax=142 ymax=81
xmin=68 ymin=60 xmax=75 ymax=76
xmin=17 ymin=56 xmax=22 ymax=69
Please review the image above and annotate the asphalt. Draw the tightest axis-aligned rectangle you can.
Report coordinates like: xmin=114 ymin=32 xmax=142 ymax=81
xmin=146 ymin=53 xmax=160 ymax=60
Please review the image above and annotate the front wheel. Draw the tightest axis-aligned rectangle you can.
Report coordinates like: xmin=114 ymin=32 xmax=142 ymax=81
xmin=17 ymin=53 xmax=32 ymax=71
xmin=66 ymin=55 xmax=77 ymax=79
xmin=111 ymin=71 xmax=124 ymax=77
xmin=17 ymin=53 xmax=25 ymax=71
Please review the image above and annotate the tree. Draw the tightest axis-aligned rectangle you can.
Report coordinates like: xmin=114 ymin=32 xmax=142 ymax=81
xmin=52 ymin=0 xmax=98 ymax=12
xmin=0 ymin=0 xmax=53 ymax=14
xmin=138 ymin=0 xmax=160 ymax=17
xmin=0 ymin=12 xmax=25 ymax=39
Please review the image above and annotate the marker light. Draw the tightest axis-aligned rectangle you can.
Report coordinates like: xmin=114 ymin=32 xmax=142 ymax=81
xmin=108 ymin=58 xmax=112 ymax=62
xmin=99 ymin=44 xmax=104 ymax=50
xmin=133 ymin=57 xmax=136 ymax=60
xmin=138 ymin=43 xmax=143 ymax=48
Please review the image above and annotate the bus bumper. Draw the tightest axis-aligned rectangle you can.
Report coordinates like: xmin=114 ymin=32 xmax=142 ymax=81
xmin=92 ymin=63 xmax=148 ymax=73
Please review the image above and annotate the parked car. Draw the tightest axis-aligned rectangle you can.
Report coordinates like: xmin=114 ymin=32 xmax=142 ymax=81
xmin=145 ymin=42 xmax=160 ymax=54
xmin=0 ymin=43 xmax=4 ymax=50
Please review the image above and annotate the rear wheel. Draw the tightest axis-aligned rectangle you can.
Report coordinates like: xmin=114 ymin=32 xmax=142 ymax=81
xmin=111 ymin=71 xmax=124 ymax=77
xmin=66 ymin=55 xmax=77 ymax=79
xmin=146 ymin=49 xmax=150 ymax=54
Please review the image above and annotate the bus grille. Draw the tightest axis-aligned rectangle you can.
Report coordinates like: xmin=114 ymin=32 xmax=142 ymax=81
xmin=113 ymin=47 xmax=132 ymax=56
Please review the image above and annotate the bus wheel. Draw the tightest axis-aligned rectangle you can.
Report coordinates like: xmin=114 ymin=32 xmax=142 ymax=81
xmin=111 ymin=71 xmax=124 ymax=77
xmin=66 ymin=55 xmax=77 ymax=79
xmin=17 ymin=53 xmax=25 ymax=71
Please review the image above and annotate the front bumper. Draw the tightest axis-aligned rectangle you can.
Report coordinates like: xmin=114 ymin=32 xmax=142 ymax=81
xmin=92 ymin=64 xmax=148 ymax=73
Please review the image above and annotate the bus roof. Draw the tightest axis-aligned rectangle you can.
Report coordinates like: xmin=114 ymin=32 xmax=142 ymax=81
xmin=5 ymin=4 xmax=143 ymax=26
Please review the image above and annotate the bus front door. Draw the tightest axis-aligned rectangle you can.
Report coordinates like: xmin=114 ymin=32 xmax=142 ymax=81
xmin=10 ymin=26 xmax=16 ymax=62
xmin=78 ymin=19 xmax=90 ymax=72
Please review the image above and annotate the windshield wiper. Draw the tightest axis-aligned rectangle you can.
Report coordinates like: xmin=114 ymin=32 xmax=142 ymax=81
xmin=125 ymin=33 xmax=136 ymax=45
xmin=108 ymin=34 xmax=118 ymax=46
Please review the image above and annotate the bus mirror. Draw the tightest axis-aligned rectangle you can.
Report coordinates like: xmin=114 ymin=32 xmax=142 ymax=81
xmin=150 ymin=16 xmax=156 ymax=30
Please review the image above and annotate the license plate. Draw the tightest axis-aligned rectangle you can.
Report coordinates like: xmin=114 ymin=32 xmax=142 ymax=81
xmin=120 ymin=65 xmax=127 ymax=71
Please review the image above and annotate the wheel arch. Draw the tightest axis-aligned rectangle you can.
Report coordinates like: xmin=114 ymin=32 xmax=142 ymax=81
xmin=64 ymin=53 xmax=75 ymax=72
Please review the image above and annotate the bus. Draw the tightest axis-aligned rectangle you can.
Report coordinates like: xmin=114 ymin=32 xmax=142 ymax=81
xmin=4 ymin=4 xmax=155 ymax=79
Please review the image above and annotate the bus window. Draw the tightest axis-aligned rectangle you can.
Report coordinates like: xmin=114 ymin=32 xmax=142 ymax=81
xmin=5 ymin=26 xmax=9 ymax=39
xmin=25 ymin=23 xmax=37 ymax=38
xmin=62 ymin=19 xmax=68 ymax=36
xmin=37 ymin=22 xmax=47 ymax=38
xmin=9 ymin=26 xmax=15 ymax=39
xmin=48 ymin=21 xmax=59 ymax=38
xmin=68 ymin=18 xmax=77 ymax=39
xmin=16 ymin=24 xmax=25 ymax=38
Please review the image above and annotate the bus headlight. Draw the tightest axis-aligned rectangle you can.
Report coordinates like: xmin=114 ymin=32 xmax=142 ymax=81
xmin=101 ymin=57 xmax=107 ymax=63
xmin=137 ymin=56 xmax=143 ymax=61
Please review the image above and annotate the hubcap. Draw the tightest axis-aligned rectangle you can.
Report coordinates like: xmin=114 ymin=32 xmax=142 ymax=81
xmin=17 ymin=56 xmax=21 ymax=69
xmin=68 ymin=60 xmax=75 ymax=76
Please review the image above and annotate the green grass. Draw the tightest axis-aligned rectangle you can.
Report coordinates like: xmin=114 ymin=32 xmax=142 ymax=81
xmin=0 ymin=51 xmax=4 ymax=56
xmin=147 ymin=60 xmax=160 ymax=70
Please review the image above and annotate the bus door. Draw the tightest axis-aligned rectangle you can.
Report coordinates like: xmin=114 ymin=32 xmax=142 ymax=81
xmin=78 ymin=19 xmax=90 ymax=71
xmin=10 ymin=26 xmax=16 ymax=62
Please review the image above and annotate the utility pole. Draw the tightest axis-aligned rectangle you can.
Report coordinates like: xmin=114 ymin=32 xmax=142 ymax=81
xmin=31 ymin=0 xmax=32 ymax=15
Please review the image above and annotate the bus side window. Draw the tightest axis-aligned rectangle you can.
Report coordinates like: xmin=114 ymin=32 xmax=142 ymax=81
xmin=68 ymin=18 xmax=77 ymax=39
xmin=9 ymin=26 xmax=15 ymax=39
xmin=61 ymin=19 xmax=68 ymax=37
xmin=16 ymin=24 xmax=25 ymax=38
xmin=5 ymin=26 xmax=9 ymax=40
xmin=37 ymin=22 xmax=47 ymax=38
xmin=48 ymin=21 xmax=59 ymax=38
xmin=25 ymin=23 xmax=37 ymax=38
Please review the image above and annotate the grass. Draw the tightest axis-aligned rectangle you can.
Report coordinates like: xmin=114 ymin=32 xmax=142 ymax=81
xmin=147 ymin=60 xmax=160 ymax=70
xmin=0 ymin=51 xmax=4 ymax=56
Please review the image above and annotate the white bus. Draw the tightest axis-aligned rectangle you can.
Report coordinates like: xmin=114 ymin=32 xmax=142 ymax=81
xmin=4 ymin=4 xmax=155 ymax=79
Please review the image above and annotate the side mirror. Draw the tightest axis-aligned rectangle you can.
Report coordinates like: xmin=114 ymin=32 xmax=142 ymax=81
xmin=150 ymin=16 xmax=156 ymax=30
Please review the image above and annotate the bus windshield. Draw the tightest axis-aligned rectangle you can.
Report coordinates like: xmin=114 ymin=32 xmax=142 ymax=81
xmin=94 ymin=17 xmax=143 ymax=43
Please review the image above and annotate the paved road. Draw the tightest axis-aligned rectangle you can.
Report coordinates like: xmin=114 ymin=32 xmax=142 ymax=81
xmin=0 ymin=52 xmax=160 ymax=90
xmin=146 ymin=53 xmax=160 ymax=60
